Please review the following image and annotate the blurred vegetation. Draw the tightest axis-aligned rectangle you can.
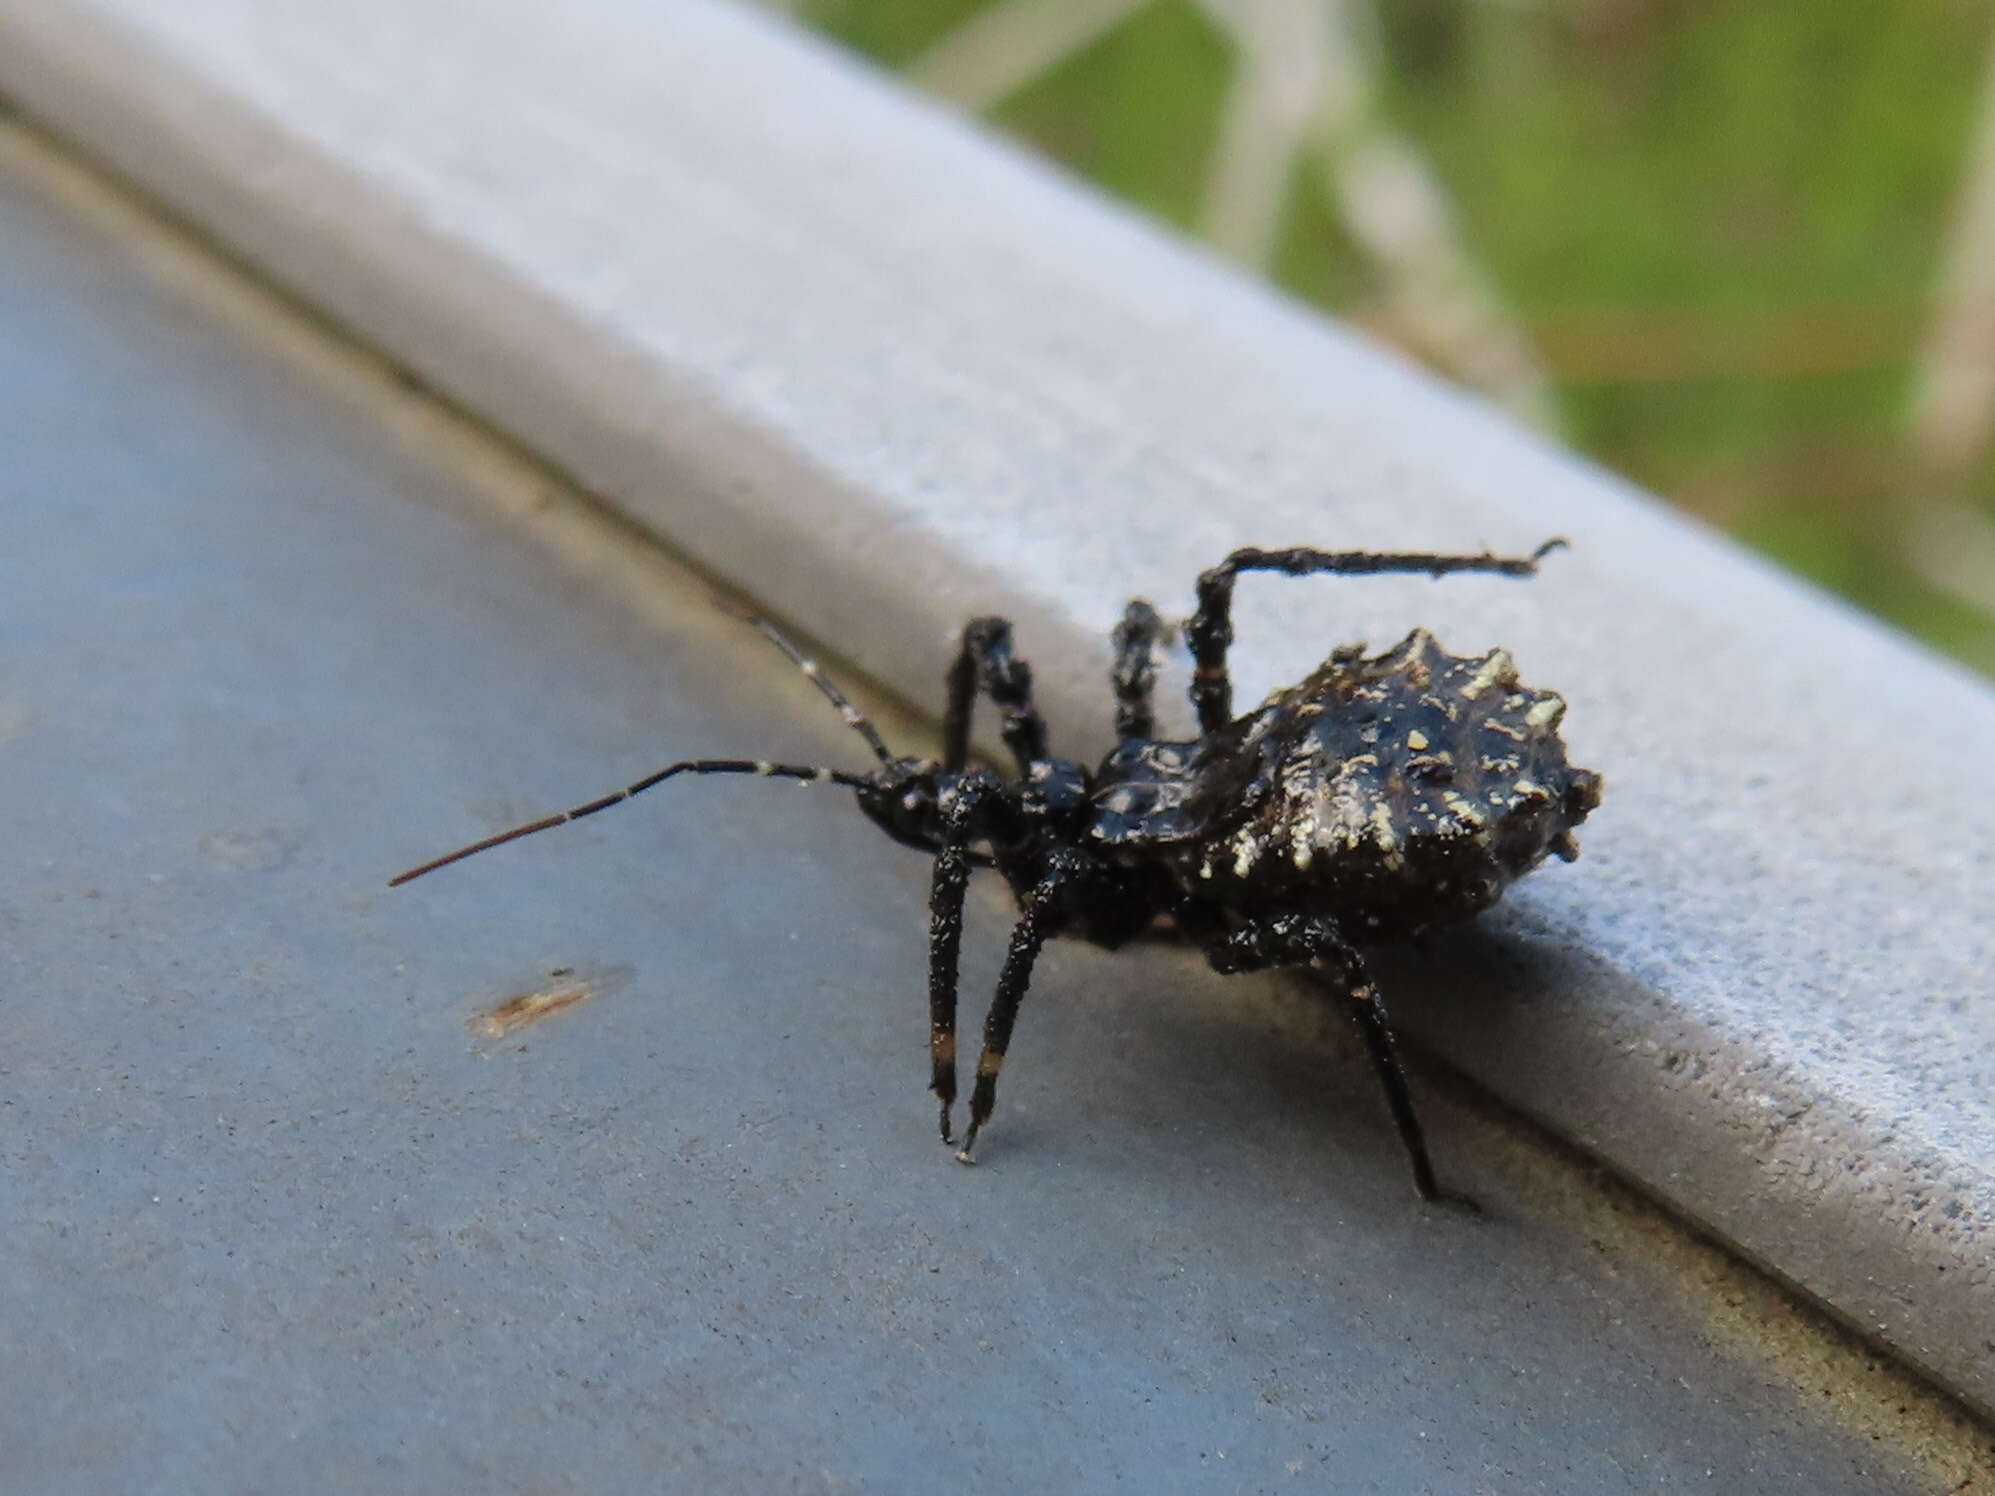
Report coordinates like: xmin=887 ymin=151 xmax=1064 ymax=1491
xmin=799 ymin=0 xmax=1995 ymax=678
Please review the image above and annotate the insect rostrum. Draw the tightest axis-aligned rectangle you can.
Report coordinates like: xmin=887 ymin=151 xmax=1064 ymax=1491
xmin=392 ymin=542 xmax=1602 ymax=1202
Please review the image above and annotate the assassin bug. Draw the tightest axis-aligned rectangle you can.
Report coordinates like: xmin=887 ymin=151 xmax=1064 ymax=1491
xmin=392 ymin=541 xmax=1601 ymax=1201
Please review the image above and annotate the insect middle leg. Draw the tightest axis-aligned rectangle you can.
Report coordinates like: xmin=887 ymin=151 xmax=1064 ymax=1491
xmin=1110 ymin=599 xmax=1166 ymax=741
xmin=1184 ymin=541 xmax=1563 ymax=732
xmin=1202 ymin=910 xmax=1456 ymax=1204
xmin=942 ymin=617 xmax=1049 ymax=775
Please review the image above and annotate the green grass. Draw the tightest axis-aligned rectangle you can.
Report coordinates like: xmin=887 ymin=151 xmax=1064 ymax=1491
xmin=798 ymin=0 xmax=1995 ymax=678
xmin=988 ymin=0 xmax=1233 ymax=233
xmin=805 ymin=0 xmax=999 ymax=68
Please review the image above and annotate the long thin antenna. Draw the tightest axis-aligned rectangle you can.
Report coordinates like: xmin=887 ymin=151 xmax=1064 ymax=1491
xmin=736 ymin=611 xmax=897 ymax=766
xmin=389 ymin=758 xmax=869 ymax=887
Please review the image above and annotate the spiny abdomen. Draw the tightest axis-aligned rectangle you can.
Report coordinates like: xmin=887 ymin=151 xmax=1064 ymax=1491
xmin=1195 ymin=628 xmax=1602 ymax=934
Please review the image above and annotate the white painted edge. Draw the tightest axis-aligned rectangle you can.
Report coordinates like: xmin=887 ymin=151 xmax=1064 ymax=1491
xmin=1 ymin=0 xmax=1990 ymax=1414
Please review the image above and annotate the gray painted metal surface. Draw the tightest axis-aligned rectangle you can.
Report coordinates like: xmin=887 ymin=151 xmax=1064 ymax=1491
xmin=0 ymin=0 xmax=1990 ymax=1419
xmin=0 ymin=132 xmax=1981 ymax=1492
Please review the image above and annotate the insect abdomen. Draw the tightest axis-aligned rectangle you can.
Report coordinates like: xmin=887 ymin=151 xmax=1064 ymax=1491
xmin=1178 ymin=629 xmax=1601 ymax=935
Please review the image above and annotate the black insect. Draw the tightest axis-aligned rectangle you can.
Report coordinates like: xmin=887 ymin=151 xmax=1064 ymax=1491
xmin=392 ymin=542 xmax=1601 ymax=1201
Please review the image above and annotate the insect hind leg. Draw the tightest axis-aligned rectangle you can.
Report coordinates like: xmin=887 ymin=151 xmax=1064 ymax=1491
xmin=1202 ymin=911 xmax=1465 ymax=1206
xmin=1184 ymin=540 xmax=1564 ymax=732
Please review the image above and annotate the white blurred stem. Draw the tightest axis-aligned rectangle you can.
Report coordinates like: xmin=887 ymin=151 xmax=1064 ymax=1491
xmin=1911 ymin=18 xmax=1995 ymax=476
xmin=1902 ymin=500 xmax=1995 ymax=617
xmin=914 ymin=0 xmax=1552 ymax=426
xmin=1194 ymin=0 xmax=1336 ymax=266
xmin=1203 ymin=0 xmax=1551 ymax=426
xmin=910 ymin=0 xmax=1149 ymax=110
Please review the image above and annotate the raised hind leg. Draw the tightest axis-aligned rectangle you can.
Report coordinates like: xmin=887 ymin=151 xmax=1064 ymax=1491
xmin=942 ymin=616 xmax=1048 ymax=774
xmin=1202 ymin=910 xmax=1462 ymax=1205
xmin=1184 ymin=540 xmax=1564 ymax=732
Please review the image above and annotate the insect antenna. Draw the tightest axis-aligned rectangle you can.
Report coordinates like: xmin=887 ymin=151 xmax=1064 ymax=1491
xmin=734 ymin=611 xmax=896 ymax=766
xmin=389 ymin=758 xmax=870 ymax=887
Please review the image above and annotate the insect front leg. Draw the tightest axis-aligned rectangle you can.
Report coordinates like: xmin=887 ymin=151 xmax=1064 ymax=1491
xmin=1202 ymin=910 xmax=1460 ymax=1205
xmin=927 ymin=774 xmax=1006 ymax=1145
xmin=941 ymin=617 xmax=1049 ymax=774
xmin=954 ymin=875 xmax=1065 ymax=1165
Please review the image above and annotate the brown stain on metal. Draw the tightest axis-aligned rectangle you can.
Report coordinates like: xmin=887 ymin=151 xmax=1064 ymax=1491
xmin=473 ymin=966 xmax=623 ymax=1037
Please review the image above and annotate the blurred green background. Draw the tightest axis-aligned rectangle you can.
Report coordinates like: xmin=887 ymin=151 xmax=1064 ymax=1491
xmin=781 ymin=0 xmax=1995 ymax=678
